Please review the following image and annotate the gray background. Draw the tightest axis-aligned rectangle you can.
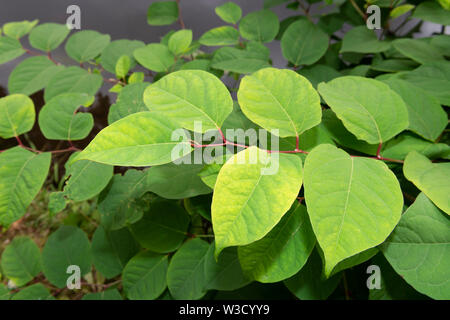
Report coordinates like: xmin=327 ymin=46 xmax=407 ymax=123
xmin=1 ymin=0 xmax=447 ymax=88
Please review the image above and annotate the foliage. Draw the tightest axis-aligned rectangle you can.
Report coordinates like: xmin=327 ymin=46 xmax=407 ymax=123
xmin=0 ymin=0 xmax=449 ymax=300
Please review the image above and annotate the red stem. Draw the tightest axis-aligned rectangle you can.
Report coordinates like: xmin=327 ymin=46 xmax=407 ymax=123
xmin=47 ymin=52 xmax=58 ymax=65
xmin=376 ymin=142 xmax=383 ymax=159
xmin=12 ymin=136 xmax=80 ymax=154
xmin=191 ymin=129 xmax=403 ymax=163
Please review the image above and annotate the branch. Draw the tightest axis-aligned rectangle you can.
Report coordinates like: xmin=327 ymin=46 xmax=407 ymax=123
xmin=176 ymin=0 xmax=186 ymax=29
xmin=297 ymin=1 xmax=313 ymax=23
xmin=47 ymin=52 xmax=59 ymax=65
xmin=190 ymin=129 xmax=404 ymax=163
xmin=350 ymin=0 xmax=367 ymax=21
xmin=13 ymin=135 xmax=80 ymax=154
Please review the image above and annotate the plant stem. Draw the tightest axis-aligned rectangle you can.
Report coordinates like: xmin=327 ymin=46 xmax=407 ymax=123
xmin=297 ymin=1 xmax=313 ymax=23
xmin=13 ymin=136 xmax=80 ymax=154
xmin=350 ymin=0 xmax=367 ymax=21
xmin=190 ymin=129 xmax=404 ymax=163
xmin=47 ymin=52 xmax=59 ymax=65
xmin=176 ymin=0 xmax=186 ymax=29
xmin=376 ymin=142 xmax=383 ymax=159
xmin=343 ymin=271 xmax=351 ymax=300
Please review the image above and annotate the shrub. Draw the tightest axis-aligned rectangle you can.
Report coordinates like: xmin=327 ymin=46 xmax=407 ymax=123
xmin=0 ymin=0 xmax=449 ymax=301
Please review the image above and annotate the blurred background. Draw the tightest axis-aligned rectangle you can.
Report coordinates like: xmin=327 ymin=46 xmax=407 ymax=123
xmin=1 ymin=0 xmax=448 ymax=87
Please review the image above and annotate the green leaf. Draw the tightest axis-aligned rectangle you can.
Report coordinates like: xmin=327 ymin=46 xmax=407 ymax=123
xmin=109 ymin=83 xmax=123 ymax=93
xmin=168 ymin=29 xmax=193 ymax=55
xmin=430 ymin=35 xmax=450 ymax=56
xmin=63 ymin=156 xmax=113 ymax=202
xmin=44 ymin=66 xmax=103 ymax=102
xmin=98 ymin=170 xmax=152 ymax=230
xmin=318 ymin=76 xmax=409 ymax=144
xmin=0 ymin=36 xmax=25 ymax=64
xmin=330 ymin=247 xmax=378 ymax=277
xmin=390 ymin=4 xmax=415 ymax=18
xmin=74 ymin=112 xmax=192 ymax=167
xmin=198 ymin=162 xmax=222 ymax=189
xmin=48 ymin=192 xmax=66 ymax=215
xmin=100 ymin=39 xmax=145 ymax=74
xmin=0 ymin=147 xmax=51 ymax=226
xmin=115 ymin=55 xmax=130 ymax=79
xmin=212 ymin=147 xmax=303 ymax=257
xmin=199 ymin=26 xmax=240 ymax=46
xmin=215 ymin=2 xmax=242 ymax=24
xmin=297 ymin=64 xmax=341 ymax=89
xmin=370 ymin=58 xmax=418 ymax=73
xmin=392 ymin=39 xmax=445 ymax=64
xmin=123 ymin=251 xmax=168 ymax=300
xmin=146 ymin=162 xmax=211 ymax=199
xmin=340 ymin=26 xmax=390 ymax=54
xmin=438 ymin=0 xmax=450 ymax=10
xmin=412 ymin=1 xmax=450 ymax=25
xmin=0 ymin=94 xmax=35 ymax=139
xmin=222 ymin=101 xmax=259 ymax=140
xmin=91 ymin=226 xmax=140 ymax=279
xmin=400 ymin=61 xmax=450 ymax=106
xmin=369 ymin=253 xmax=428 ymax=300
xmin=278 ymin=123 xmax=336 ymax=159
xmin=382 ymin=133 xmax=450 ymax=160
xmin=2 ymin=20 xmax=38 ymax=39
xmin=1 ymin=236 xmax=41 ymax=287
xmin=239 ymin=10 xmax=279 ymax=43
xmin=82 ymin=289 xmax=122 ymax=300
xmin=29 ymin=23 xmax=70 ymax=51
xmin=129 ymin=200 xmax=190 ymax=253
xmin=204 ymin=244 xmax=249 ymax=291
xmin=144 ymin=70 xmax=233 ymax=132
xmin=238 ymin=67 xmax=321 ymax=137
xmin=38 ymin=93 xmax=94 ymax=140
xmin=180 ymin=59 xmax=210 ymax=72
xmin=147 ymin=1 xmax=179 ymax=26
xmin=303 ymin=144 xmax=403 ymax=277
xmin=238 ymin=203 xmax=315 ymax=283
xmin=167 ymin=238 xmax=210 ymax=300
xmin=381 ymin=193 xmax=450 ymax=299
xmin=211 ymin=42 xmax=271 ymax=74
xmin=133 ymin=43 xmax=175 ymax=72
xmin=65 ymin=30 xmax=110 ymax=63
xmin=11 ymin=284 xmax=54 ymax=300
xmin=281 ymin=19 xmax=329 ymax=66
xmin=284 ymin=249 xmax=342 ymax=300
xmin=403 ymin=151 xmax=450 ymax=215
xmin=108 ymin=82 xmax=150 ymax=124
xmin=129 ymin=71 xmax=145 ymax=84
xmin=0 ymin=284 xmax=10 ymax=300
xmin=42 ymin=226 xmax=92 ymax=288
xmin=183 ymin=194 xmax=212 ymax=222
xmin=322 ymin=109 xmax=378 ymax=156
xmin=8 ymin=56 xmax=63 ymax=96
xmin=383 ymin=79 xmax=447 ymax=141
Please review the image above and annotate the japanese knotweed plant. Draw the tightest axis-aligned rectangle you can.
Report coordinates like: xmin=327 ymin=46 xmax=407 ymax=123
xmin=0 ymin=0 xmax=449 ymax=301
